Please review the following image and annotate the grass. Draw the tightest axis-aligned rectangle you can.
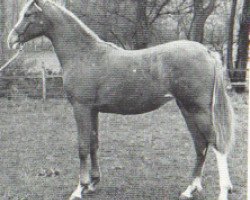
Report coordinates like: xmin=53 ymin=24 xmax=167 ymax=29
xmin=0 ymin=92 xmax=247 ymax=200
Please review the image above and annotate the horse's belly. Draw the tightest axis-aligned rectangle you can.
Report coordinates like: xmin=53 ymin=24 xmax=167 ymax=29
xmin=98 ymin=97 xmax=170 ymax=114
xmin=97 ymin=81 xmax=173 ymax=115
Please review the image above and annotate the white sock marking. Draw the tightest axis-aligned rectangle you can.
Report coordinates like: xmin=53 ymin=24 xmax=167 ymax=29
xmin=70 ymin=183 xmax=83 ymax=199
xmin=181 ymin=177 xmax=203 ymax=198
xmin=213 ymin=148 xmax=232 ymax=200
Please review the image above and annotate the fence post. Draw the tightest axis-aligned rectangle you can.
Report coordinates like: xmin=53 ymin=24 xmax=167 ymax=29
xmin=42 ymin=62 xmax=46 ymax=101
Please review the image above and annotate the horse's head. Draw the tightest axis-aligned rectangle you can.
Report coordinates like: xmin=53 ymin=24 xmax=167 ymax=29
xmin=8 ymin=0 xmax=50 ymax=50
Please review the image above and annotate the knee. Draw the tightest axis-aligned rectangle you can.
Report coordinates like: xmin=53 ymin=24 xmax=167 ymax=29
xmin=90 ymin=142 xmax=99 ymax=152
xmin=90 ymin=132 xmax=99 ymax=151
xmin=78 ymin=146 xmax=89 ymax=159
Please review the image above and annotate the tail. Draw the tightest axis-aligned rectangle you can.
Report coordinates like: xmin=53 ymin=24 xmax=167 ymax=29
xmin=211 ymin=52 xmax=235 ymax=154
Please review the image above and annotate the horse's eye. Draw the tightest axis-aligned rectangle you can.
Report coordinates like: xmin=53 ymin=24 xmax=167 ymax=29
xmin=24 ymin=13 xmax=32 ymax=18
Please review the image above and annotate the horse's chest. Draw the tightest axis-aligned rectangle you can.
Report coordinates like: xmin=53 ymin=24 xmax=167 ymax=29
xmin=63 ymin=71 xmax=98 ymax=103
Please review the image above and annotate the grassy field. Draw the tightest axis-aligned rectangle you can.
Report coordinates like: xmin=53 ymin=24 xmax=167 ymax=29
xmin=0 ymin=92 xmax=247 ymax=200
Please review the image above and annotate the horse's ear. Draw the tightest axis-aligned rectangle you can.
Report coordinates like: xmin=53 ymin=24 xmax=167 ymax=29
xmin=34 ymin=0 xmax=45 ymax=7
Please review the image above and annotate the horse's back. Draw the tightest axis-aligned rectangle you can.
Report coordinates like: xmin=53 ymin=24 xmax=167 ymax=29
xmin=118 ymin=40 xmax=215 ymax=102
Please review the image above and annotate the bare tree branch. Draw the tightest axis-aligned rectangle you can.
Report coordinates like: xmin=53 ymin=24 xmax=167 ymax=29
xmin=109 ymin=30 xmax=127 ymax=49
xmin=148 ymin=0 xmax=158 ymax=17
xmin=149 ymin=0 xmax=171 ymax=24
xmin=106 ymin=9 xmax=136 ymax=25
xmin=153 ymin=5 xmax=193 ymax=18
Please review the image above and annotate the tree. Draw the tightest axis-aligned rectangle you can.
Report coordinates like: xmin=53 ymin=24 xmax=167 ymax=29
xmin=227 ymin=0 xmax=237 ymax=80
xmin=133 ymin=0 xmax=172 ymax=49
xmin=0 ymin=0 xmax=7 ymax=66
xmin=188 ymin=0 xmax=216 ymax=43
xmin=234 ymin=0 xmax=250 ymax=92
xmin=134 ymin=0 xmax=150 ymax=49
xmin=65 ymin=0 xmax=172 ymax=49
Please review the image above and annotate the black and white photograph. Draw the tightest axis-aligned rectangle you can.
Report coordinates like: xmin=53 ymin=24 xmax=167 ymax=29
xmin=0 ymin=0 xmax=248 ymax=199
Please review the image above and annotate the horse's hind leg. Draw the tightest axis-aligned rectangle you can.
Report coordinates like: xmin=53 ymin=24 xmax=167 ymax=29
xmin=213 ymin=148 xmax=233 ymax=200
xmin=180 ymin=138 xmax=208 ymax=200
xmin=177 ymin=101 xmax=209 ymax=200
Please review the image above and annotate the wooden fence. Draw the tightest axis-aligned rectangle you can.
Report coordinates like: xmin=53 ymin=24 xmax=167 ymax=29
xmin=0 ymin=68 xmax=64 ymax=99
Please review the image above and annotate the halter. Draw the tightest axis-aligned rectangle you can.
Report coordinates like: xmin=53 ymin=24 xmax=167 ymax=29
xmin=13 ymin=0 xmax=48 ymax=46
xmin=1 ymin=2 xmax=47 ymax=72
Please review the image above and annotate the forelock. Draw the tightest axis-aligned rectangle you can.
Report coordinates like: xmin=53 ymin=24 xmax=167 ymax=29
xmin=34 ymin=3 xmax=43 ymax=11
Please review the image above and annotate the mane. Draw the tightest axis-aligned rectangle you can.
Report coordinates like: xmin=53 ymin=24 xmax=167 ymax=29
xmin=46 ymin=1 xmax=123 ymax=50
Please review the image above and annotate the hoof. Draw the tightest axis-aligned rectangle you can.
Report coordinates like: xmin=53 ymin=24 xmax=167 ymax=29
xmin=69 ymin=197 xmax=82 ymax=200
xmin=69 ymin=185 xmax=95 ymax=200
xmin=69 ymin=186 xmax=82 ymax=200
xmin=83 ymin=183 xmax=96 ymax=194
xmin=69 ymin=192 xmax=82 ymax=200
xmin=179 ymin=194 xmax=193 ymax=200
xmin=69 ymin=178 xmax=99 ymax=200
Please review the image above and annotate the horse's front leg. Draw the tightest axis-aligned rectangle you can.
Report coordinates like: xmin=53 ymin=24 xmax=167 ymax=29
xmin=70 ymin=102 xmax=97 ymax=200
xmin=90 ymin=111 xmax=101 ymax=188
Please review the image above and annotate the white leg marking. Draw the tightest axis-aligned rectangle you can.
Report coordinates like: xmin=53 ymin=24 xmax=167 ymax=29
xmin=213 ymin=148 xmax=233 ymax=200
xmin=70 ymin=183 xmax=83 ymax=200
xmin=82 ymin=172 xmax=91 ymax=184
xmin=181 ymin=177 xmax=203 ymax=198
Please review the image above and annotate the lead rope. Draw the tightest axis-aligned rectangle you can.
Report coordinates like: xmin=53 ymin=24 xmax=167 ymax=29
xmin=0 ymin=46 xmax=24 ymax=72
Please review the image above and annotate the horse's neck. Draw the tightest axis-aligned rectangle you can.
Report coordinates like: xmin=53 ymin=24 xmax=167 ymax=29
xmin=44 ymin=2 xmax=102 ymax=64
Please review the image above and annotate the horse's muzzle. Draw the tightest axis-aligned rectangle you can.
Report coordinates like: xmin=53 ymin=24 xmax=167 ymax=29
xmin=7 ymin=29 xmax=22 ymax=50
